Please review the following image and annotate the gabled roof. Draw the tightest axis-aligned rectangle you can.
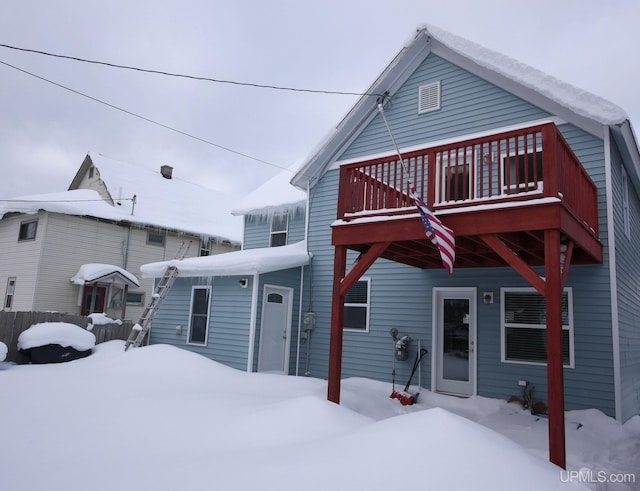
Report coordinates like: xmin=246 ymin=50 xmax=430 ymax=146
xmin=291 ymin=24 xmax=639 ymax=191
xmin=2 ymin=152 xmax=243 ymax=244
xmin=70 ymin=263 xmax=140 ymax=288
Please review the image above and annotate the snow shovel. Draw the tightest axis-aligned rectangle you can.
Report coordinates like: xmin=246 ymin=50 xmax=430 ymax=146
xmin=391 ymin=347 xmax=429 ymax=406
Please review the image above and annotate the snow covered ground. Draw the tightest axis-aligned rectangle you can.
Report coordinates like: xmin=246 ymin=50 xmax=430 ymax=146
xmin=0 ymin=341 xmax=638 ymax=491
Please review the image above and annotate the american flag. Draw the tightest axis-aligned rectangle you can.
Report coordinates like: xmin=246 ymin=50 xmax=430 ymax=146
xmin=411 ymin=192 xmax=455 ymax=274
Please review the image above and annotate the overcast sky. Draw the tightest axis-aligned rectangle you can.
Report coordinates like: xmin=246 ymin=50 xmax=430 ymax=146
xmin=1 ymin=0 xmax=639 ymax=202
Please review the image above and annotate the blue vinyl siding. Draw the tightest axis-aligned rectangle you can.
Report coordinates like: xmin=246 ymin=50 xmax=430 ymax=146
xmin=339 ymin=54 xmax=550 ymax=161
xmin=610 ymin=136 xmax=640 ymax=421
xmin=302 ymin=51 xmax=620 ymax=417
xmin=243 ymin=209 xmax=306 ymax=250
xmin=150 ymin=276 xmax=253 ymax=371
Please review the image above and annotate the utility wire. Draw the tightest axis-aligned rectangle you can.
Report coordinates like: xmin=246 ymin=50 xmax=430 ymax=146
xmin=0 ymin=58 xmax=292 ymax=173
xmin=0 ymin=43 xmax=380 ymax=97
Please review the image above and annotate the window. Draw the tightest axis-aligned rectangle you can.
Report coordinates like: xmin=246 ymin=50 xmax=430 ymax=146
xmin=622 ymin=167 xmax=631 ymax=239
xmin=501 ymin=288 xmax=573 ymax=367
xmin=88 ymin=166 xmax=95 ymax=178
xmin=187 ymin=286 xmax=211 ymax=345
xmin=418 ymin=81 xmax=441 ymax=114
xmin=502 ymin=150 xmax=543 ymax=193
xmin=147 ymin=231 xmax=165 ymax=246
xmin=18 ymin=220 xmax=37 ymax=241
xmin=270 ymin=212 xmax=288 ymax=247
xmin=344 ymin=278 xmax=370 ymax=332
xmin=4 ymin=277 xmax=16 ymax=309
xmin=126 ymin=292 xmax=145 ymax=305
xmin=200 ymin=238 xmax=211 ymax=256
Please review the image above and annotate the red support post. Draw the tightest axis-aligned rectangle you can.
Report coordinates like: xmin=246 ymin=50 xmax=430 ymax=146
xmin=327 ymin=245 xmax=347 ymax=404
xmin=544 ymin=229 xmax=567 ymax=469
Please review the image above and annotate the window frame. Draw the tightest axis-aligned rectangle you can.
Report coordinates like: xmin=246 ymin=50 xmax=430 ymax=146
xmin=343 ymin=277 xmax=371 ymax=333
xmin=146 ymin=231 xmax=166 ymax=247
xmin=125 ymin=291 xmax=145 ymax=306
xmin=18 ymin=220 xmax=38 ymax=241
xmin=187 ymin=285 xmax=212 ymax=346
xmin=500 ymin=287 xmax=574 ymax=368
xmin=4 ymin=277 xmax=16 ymax=309
xmin=270 ymin=212 xmax=289 ymax=247
xmin=501 ymin=147 xmax=544 ymax=194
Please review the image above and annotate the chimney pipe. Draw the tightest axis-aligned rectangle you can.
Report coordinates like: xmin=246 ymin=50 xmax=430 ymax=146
xmin=161 ymin=165 xmax=173 ymax=179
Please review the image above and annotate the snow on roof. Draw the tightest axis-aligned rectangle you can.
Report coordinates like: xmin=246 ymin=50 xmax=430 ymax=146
xmin=423 ymin=24 xmax=627 ymax=125
xmin=88 ymin=152 xmax=243 ymax=242
xmin=70 ymin=263 xmax=140 ymax=288
xmin=292 ymin=24 xmax=631 ymax=190
xmin=0 ymin=153 xmax=243 ymax=244
xmin=231 ymin=163 xmax=306 ymax=217
xmin=141 ymin=240 xmax=311 ymax=278
xmin=17 ymin=322 xmax=96 ymax=351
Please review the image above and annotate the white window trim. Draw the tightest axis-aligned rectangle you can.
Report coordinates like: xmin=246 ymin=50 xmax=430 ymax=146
xmin=622 ymin=166 xmax=631 ymax=239
xmin=344 ymin=277 xmax=371 ymax=333
xmin=270 ymin=212 xmax=289 ymax=247
xmin=5 ymin=277 xmax=16 ymax=310
xmin=500 ymin=146 xmax=544 ymax=195
xmin=500 ymin=286 xmax=574 ymax=368
xmin=186 ymin=285 xmax=212 ymax=346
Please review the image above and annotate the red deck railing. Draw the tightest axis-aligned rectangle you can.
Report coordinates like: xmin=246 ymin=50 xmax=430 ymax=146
xmin=337 ymin=122 xmax=599 ymax=235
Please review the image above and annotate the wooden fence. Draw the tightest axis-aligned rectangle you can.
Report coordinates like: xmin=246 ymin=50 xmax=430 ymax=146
xmin=0 ymin=311 xmax=133 ymax=364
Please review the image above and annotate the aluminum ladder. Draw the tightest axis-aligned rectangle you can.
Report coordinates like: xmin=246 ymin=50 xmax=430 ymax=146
xmin=124 ymin=240 xmax=191 ymax=350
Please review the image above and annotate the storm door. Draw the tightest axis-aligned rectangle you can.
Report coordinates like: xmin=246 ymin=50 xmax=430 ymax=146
xmin=433 ymin=288 xmax=477 ymax=396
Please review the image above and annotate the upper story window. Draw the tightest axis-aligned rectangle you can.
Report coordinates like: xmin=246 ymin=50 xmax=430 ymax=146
xmin=147 ymin=231 xmax=165 ymax=247
xmin=501 ymin=287 xmax=573 ymax=367
xmin=344 ymin=278 xmax=370 ymax=332
xmin=88 ymin=166 xmax=95 ymax=178
xmin=18 ymin=220 xmax=38 ymax=241
xmin=200 ymin=238 xmax=211 ymax=256
xmin=5 ymin=277 xmax=16 ymax=309
xmin=270 ymin=212 xmax=289 ymax=247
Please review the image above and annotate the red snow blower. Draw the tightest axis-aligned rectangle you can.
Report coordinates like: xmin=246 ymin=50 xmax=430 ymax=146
xmin=390 ymin=329 xmax=429 ymax=405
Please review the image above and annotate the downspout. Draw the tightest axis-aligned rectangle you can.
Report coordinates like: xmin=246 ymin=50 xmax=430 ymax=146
xmin=246 ymin=272 xmax=259 ymax=373
xmin=604 ymin=127 xmax=622 ymax=422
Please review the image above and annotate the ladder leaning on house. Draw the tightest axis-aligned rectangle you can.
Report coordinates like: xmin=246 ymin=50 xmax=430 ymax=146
xmin=124 ymin=240 xmax=192 ymax=351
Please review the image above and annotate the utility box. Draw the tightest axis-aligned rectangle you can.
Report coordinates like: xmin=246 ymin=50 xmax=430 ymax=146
xmin=303 ymin=312 xmax=316 ymax=331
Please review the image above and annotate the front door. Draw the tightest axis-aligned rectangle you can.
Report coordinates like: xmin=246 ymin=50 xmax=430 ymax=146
xmin=433 ymin=288 xmax=477 ymax=396
xmin=81 ymin=285 xmax=107 ymax=315
xmin=258 ymin=285 xmax=293 ymax=373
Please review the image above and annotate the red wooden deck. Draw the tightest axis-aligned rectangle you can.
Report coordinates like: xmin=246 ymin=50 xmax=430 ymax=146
xmin=327 ymin=122 xmax=603 ymax=469
xmin=333 ymin=122 xmax=602 ymax=268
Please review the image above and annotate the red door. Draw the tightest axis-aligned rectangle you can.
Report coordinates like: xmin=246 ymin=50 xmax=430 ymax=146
xmin=81 ymin=285 xmax=107 ymax=315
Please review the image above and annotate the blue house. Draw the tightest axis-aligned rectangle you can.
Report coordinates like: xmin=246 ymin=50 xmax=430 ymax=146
xmin=143 ymin=25 xmax=640 ymax=467
xmin=143 ymin=168 xmax=311 ymax=374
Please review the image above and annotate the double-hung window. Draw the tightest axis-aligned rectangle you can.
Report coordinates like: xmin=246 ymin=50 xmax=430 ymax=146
xmin=5 ymin=277 xmax=16 ymax=309
xmin=344 ymin=278 xmax=370 ymax=332
xmin=187 ymin=286 xmax=211 ymax=345
xmin=270 ymin=212 xmax=288 ymax=247
xmin=501 ymin=287 xmax=573 ymax=367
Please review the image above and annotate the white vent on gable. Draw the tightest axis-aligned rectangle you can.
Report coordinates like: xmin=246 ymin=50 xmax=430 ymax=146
xmin=418 ymin=81 xmax=441 ymax=114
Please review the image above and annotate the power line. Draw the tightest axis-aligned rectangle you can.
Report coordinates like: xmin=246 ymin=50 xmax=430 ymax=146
xmin=0 ymin=43 xmax=380 ymax=97
xmin=0 ymin=58 xmax=292 ymax=174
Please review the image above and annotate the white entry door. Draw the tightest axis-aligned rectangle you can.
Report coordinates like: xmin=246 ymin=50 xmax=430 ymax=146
xmin=258 ymin=285 xmax=293 ymax=373
xmin=433 ymin=288 xmax=477 ymax=396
